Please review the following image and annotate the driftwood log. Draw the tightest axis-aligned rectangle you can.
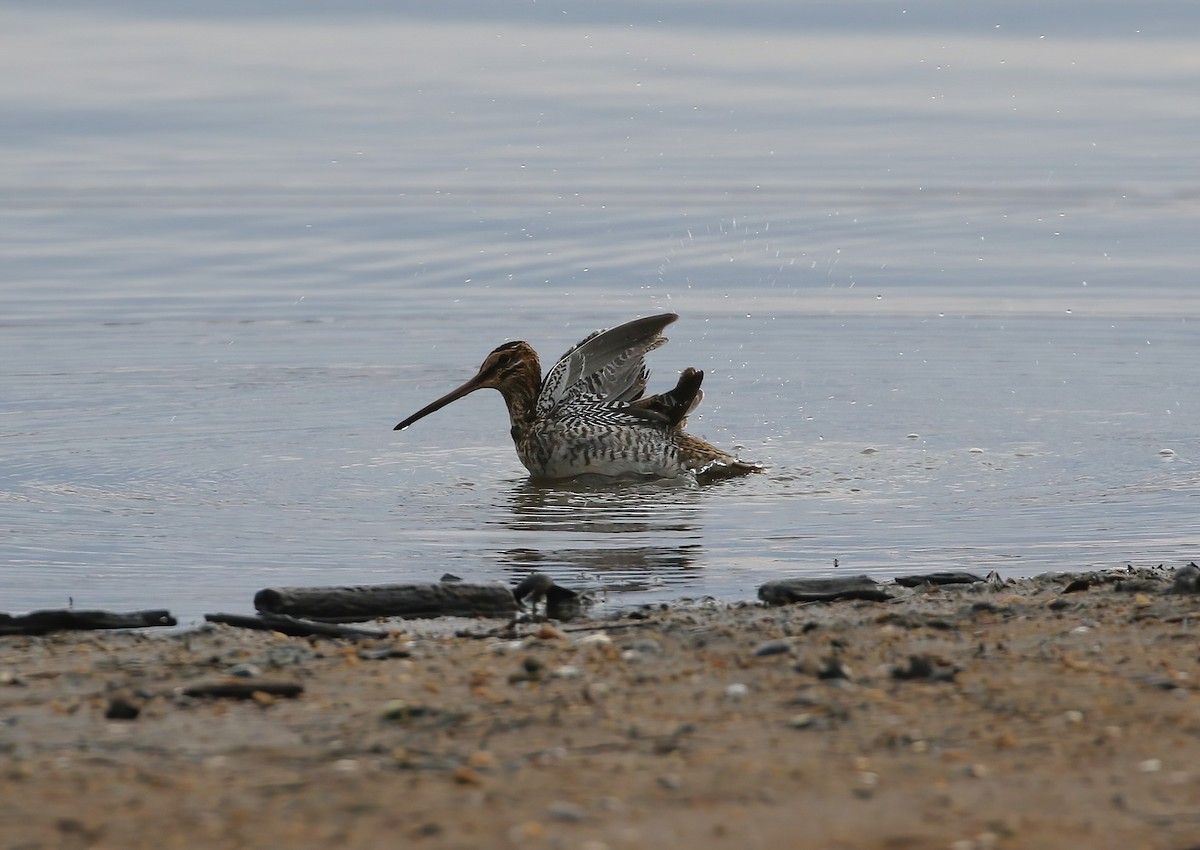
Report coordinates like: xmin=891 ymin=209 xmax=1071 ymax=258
xmin=253 ymin=582 xmax=518 ymax=621
xmin=203 ymin=612 xmax=390 ymax=639
xmin=894 ymin=571 xmax=986 ymax=587
xmin=0 ymin=608 xmax=176 ymax=636
xmin=181 ymin=680 xmax=304 ymax=700
xmin=758 ymin=575 xmax=892 ymax=605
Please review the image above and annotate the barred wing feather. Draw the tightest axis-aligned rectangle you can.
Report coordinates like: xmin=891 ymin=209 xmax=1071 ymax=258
xmin=536 ymin=313 xmax=678 ymax=417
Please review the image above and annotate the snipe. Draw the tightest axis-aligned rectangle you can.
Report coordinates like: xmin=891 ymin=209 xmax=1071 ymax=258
xmin=393 ymin=313 xmax=760 ymax=481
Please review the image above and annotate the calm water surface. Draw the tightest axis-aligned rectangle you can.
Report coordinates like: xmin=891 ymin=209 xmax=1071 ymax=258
xmin=3 ymin=3 xmax=1198 ymax=624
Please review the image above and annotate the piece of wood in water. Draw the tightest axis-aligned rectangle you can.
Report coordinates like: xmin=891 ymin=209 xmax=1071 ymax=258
xmin=204 ymin=612 xmax=390 ymax=639
xmin=758 ymin=575 xmax=892 ymax=605
xmin=0 ymin=608 xmax=176 ymax=636
xmin=253 ymin=582 xmax=518 ymax=621
xmin=893 ymin=571 xmax=986 ymax=588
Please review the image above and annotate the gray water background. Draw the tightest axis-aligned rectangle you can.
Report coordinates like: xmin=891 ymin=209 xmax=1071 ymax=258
xmin=3 ymin=2 xmax=1198 ymax=624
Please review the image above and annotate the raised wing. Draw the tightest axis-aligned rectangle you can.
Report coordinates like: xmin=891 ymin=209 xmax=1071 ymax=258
xmin=536 ymin=313 xmax=678 ymax=418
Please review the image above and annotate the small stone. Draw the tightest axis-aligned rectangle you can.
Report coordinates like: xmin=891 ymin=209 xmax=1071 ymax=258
xmin=466 ymin=750 xmax=497 ymax=769
xmin=489 ymin=640 xmax=525 ymax=655
xmin=1134 ymin=593 xmax=1152 ymax=607
xmin=1063 ymin=710 xmax=1085 ymax=724
xmin=508 ymin=822 xmax=545 ymax=842
xmin=657 ymin=773 xmax=683 ymax=790
xmin=452 ymin=766 xmax=484 ymax=785
xmin=965 ymin=763 xmax=989 ymax=779
xmin=104 ymin=696 xmax=141 ymax=721
xmin=225 ymin=663 xmax=262 ymax=678
xmin=551 ymin=664 xmax=580 ymax=679
xmin=786 ymin=713 xmax=816 ymax=729
xmin=817 ymin=657 xmax=852 ymax=680
xmin=752 ymin=639 xmax=793 ymax=657
xmin=892 ymin=654 xmax=958 ymax=682
xmin=546 ymin=801 xmax=586 ymax=822
xmin=724 ymin=683 xmax=750 ymax=699
xmin=626 ymin=638 xmax=662 ymax=655
xmin=583 ymin=682 xmax=610 ymax=702
xmin=332 ymin=759 xmax=359 ymax=773
xmin=381 ymin=700 xmax=409 ymax=721
xmin=853 ymin=770 xmax=878 ymax=799
xmin=1138 ymin=758 xmax=1162 ymax=773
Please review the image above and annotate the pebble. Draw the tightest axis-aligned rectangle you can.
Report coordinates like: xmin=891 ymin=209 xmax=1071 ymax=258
xmin=626 ymin=638 xmax=662 ymax=655
xmin=724 ymin=683 xmax=750 ymax=700
xmin=657 ymin=773 xmax=683 ymax=790
xmin=1138 ymin=758 xmax=1162 ymax=773
xmin=259 ymin=644 xmax=317 ymax=667
xmin=489 ymin=640 xmax=526 ymax=655
xmin=786 ymin=713 xmax=816 ymax=729
xmin=104 ymin=696 xmax=141 ymax=721
xmin=817 ymin=657 xmax=852 ymax=680
xmin=577 ymin=632 xmax=612 ymax=648
xmin=545 ymin=801 xmax=586 ymax=822
xmin=452 ymin=766 xmax=484 ymax=785
xmin=466 ymin=750 xmax=497 ymax=769
xmin=1063 ymin=710 xmax=1085 ymax=724
xmin=583 ymin=682 xmax=610 ymax=702
xmin=508 ymin=822 xmax=545 ymax=842
xmin=225 ymin=663 xmax=262 ymax=678
xmin=853 ymin=770 xmax=878 ymax=798
xmin=752 ymin=638 xmax=793 ymax=657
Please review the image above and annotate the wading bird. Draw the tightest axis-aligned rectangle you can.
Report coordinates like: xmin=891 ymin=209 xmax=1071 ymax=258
xmin=393 ymin=313 xmax=760 ymax=482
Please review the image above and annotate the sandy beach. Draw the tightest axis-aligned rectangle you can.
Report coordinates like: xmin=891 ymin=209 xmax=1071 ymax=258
xmin=2 ymin=568 xmax=1198 ymax=850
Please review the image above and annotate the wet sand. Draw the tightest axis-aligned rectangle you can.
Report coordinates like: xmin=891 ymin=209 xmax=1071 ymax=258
xmin=2 ymin=570 xmax=1198 ymax=850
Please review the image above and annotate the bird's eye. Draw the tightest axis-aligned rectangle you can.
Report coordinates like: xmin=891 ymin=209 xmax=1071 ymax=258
xmin=497 ymin=354 xmax=512 ymax=367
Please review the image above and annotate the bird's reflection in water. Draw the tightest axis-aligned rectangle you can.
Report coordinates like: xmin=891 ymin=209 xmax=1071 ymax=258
xmin=492 ymin=479 xmax=705 ymax=597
